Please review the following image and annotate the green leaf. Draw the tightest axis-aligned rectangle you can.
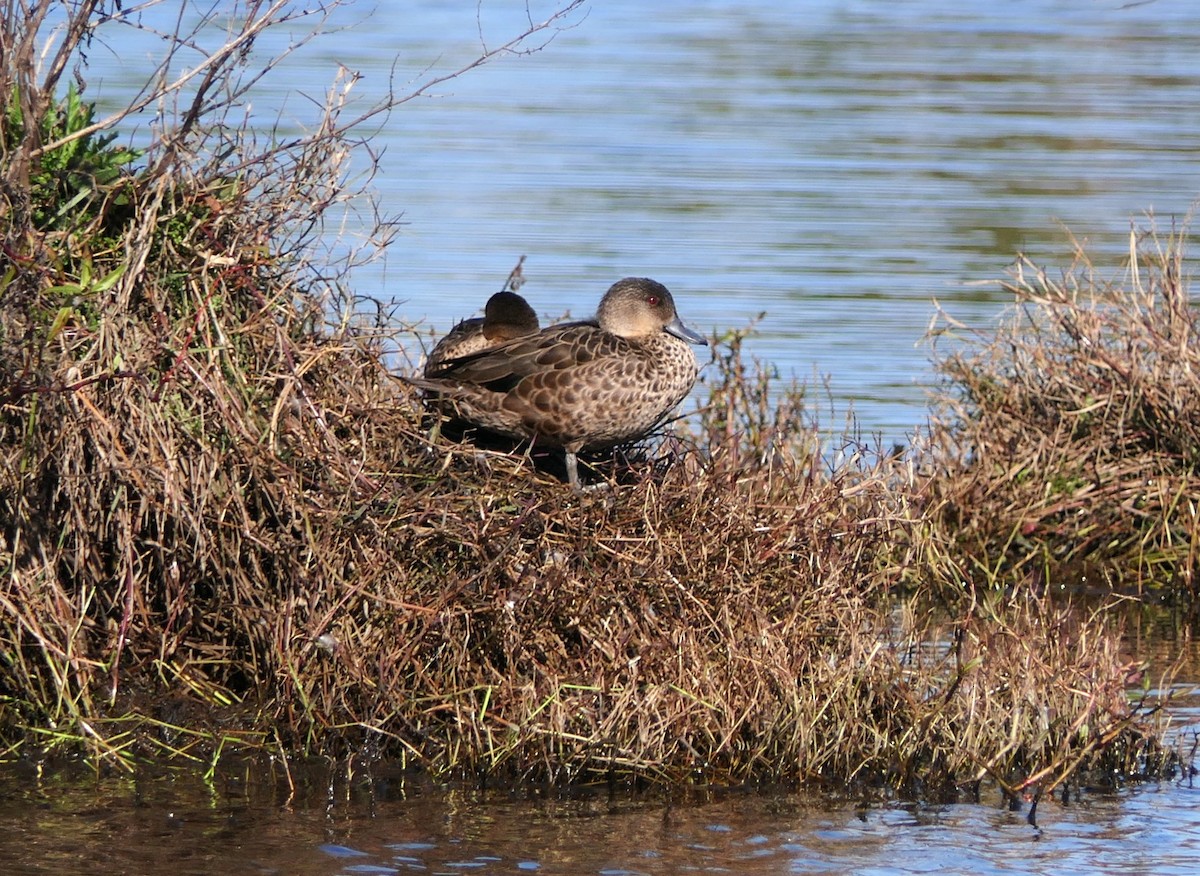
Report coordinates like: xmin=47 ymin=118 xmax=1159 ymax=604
xmin=46 ymin=307 xmax=74 ymax=342
xmin=91 ymin=263 xmax=127 ymax=294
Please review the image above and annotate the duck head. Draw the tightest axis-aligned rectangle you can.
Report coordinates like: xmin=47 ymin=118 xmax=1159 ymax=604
xmin=596 ymin=277 xmax=707 ymax=345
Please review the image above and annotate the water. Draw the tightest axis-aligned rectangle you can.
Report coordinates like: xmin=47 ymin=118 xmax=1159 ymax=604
xmin=2 ymin=760 xmax=1199 ymax=875
xmin=372 ymin=0 xmax=1200 ymax=442
xmin=80 ymin=0 xmax=1200 ymax=442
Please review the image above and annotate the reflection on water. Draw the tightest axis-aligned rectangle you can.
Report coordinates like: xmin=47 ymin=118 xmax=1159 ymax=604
xmin=1 ymin=761 xmax=1199 ymax=876
xmin=79 ymin=0 xmax=1200 ymax=441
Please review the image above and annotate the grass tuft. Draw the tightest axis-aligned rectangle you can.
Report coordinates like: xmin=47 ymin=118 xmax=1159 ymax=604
xmin=925 ymin=222 xmax=1200 ymax=596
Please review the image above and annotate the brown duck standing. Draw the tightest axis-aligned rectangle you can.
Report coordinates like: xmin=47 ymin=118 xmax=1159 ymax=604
xmin=424 ymin=290 xmax=539 ymax=376
xmin=409 ymin=277 xmax=707 ymax=489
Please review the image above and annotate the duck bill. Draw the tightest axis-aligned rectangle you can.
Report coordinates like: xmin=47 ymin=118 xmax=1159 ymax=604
xmin=664 ymin=315 xmax=708 ymax=346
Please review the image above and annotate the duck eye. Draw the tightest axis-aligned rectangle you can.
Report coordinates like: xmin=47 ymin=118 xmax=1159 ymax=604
xmin=646 ymin=295 xmax=659 ymax=306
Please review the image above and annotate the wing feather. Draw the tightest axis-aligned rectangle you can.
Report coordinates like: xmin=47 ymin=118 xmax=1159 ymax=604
xmin=425 ymin=324 xmax=637 ymax=391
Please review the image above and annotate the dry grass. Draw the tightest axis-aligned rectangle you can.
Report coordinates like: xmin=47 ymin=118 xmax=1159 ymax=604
xmin=925 ymin=223 xmax=1200 ymax=596
xmin=0 ymin=259 xmax=1175 ymax=794
xmin=0 ymin=2 xmax=1184 ymax=798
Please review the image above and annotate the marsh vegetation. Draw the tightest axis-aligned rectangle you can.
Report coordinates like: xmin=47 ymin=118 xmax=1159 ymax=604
xmin=0 ymin=2 xmax=1191 ymax=803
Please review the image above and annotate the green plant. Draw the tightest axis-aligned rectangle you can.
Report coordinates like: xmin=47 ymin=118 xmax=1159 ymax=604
xmin=2 ymin=82 xmax=141 ymax=234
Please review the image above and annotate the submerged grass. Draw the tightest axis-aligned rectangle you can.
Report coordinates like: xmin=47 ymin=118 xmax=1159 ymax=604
xmin=0 ymin=1 xmax=1188 ymax=799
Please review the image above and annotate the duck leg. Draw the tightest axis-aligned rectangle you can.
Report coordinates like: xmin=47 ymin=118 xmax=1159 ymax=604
xmin=565 ymin=449 xmax=581 ymax=491
xmin=561 ymin=437 xmax=592 ymax=491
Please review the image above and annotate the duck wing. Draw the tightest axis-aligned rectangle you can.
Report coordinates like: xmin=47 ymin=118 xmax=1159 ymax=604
xmin=425 ymin=323 xmax=631 ymax=391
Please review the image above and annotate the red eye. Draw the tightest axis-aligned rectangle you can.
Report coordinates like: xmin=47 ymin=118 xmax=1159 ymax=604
xmin=647 ymin=295 xmax=659 ymax=305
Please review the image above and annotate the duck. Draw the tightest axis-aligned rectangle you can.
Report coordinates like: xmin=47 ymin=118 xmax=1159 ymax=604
xmin=409 ymin=277 xmax=707 ymax=489
xmin=424 ymin=290 xmax=539 ymax=376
